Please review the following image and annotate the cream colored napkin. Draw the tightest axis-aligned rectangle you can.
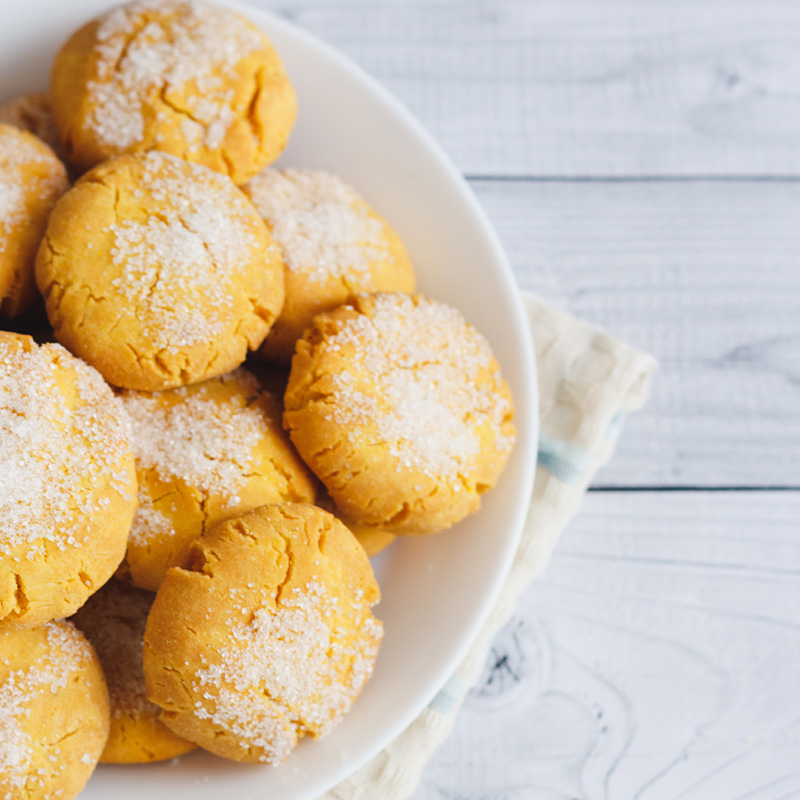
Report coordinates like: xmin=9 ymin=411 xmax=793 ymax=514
xmin=321 ymin=290 xmax=657 ymax=800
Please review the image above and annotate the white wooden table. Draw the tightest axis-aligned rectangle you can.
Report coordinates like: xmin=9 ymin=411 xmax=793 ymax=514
xmin=251 ymin=2 xmax=800 ymax=797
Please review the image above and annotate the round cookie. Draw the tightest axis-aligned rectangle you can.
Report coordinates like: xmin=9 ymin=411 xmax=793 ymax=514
xmin=144 ymin=503 xmax=383 ymax=764
xmin=0 ymin=123 xmax=68 ymax=318
xmin=35 ymin=151 xmax=284 ymax=391
xmin=51 ymin=0 xmax=296 ymax=183
xmin=72 ymin=579 xmax=196 ymax=763
xmin=0 ymin=93 xmax=63 ymax=157
xmin=284 ymin=292 xmax=516 ymax=535
xmin=243 ymin=168 xmax=415 ymax=361
xmin=0 ymin=621 xmax=109 ymax=800
xmin=0 ymin=332 xmax=137 ymax=630
xmin=118 ymin=368 xmax=317 ymax=591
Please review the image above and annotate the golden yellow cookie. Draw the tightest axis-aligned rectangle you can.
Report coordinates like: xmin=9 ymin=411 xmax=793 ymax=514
xmin=0 ymin=332 xmax=137 ymax=630
xmin=35 ymin=151 xmax=284 ymax=391
xmin=243 ymin=168 xmax=415 ymax=360
xmin=144 ymin=503 xmax=383 ymax=764
xmin=0 ymin=621 xmax=109 ymax=800
xmin=0 ymin=93 xmax=63 ymax=157
xmin=72 ymin=579 xmax=196 ymax=763
xmin=117 ymin=368 xmax=317 ymax=591
xmin=315 ymin=490 xmax=396 ymax=557
xmin=51 ymin=0 xmax=296 ymax=183
xmin=284 ymin=292 xmax=516 ymax=535
xmin=0 ymin=123 xmax=68 ymax=318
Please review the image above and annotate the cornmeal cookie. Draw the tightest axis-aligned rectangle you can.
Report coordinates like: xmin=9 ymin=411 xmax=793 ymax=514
xmin=0 ymin=93 xmax=63 ymax=157
xmin=51 ymin=0 xmax=296 ymax=183
xmin=72 ymin=579 xmax=196 ymax=763
xmin=284 ymin=292 xmax=516 ymax=535
xmin=0 ymin=621 xmax=109 ymax=800
xmin=144 ymin=503 xmax=383 ymax=764
xmin=0 ymin=333 xmax=137 ymax=630
xmin=0 ymin=123 xmax=68 ymax=318
xmin=243 ymin=168 xmax=415 ymax=360
xmin=35 ymin=151 xmax=284 ymax=391
xmin=117 ymin=368 xmax=317 ymax=591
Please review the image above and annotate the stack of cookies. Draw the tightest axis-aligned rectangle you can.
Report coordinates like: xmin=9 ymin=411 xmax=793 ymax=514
xmin=0 ymin=1 xmax=516 ymax=798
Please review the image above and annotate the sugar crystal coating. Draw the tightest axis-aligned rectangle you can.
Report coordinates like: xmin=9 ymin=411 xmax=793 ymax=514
xmin=35 ymin=151 xmax=284 ymax=391
xmin=144 ymin=504 xmax=382 ymax=764
xmin=284 ymin=293 xmax=515 ymax=534
xmin=51 ymin=0 xmax=297 ymax=181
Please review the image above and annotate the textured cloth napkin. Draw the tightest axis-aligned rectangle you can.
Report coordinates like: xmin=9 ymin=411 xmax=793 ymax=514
xmin=321 ymin=290 xmax=657 ymax=800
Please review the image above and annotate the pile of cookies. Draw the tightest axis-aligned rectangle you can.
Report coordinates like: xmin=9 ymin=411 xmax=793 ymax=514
xmin=0 ymin=1 xmax=516 ymax=798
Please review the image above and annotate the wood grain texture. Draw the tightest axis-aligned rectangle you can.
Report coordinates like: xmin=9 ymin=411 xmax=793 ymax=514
xmin=413 ymin=491 xmax=800 ymax=800
xmin=256 ymin=0 xmax=800 ymax=177
xmin=470 ymin=179 xmax=800 ymax=489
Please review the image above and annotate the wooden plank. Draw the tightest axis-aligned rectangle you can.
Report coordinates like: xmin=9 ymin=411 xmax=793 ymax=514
xmin=249 ymin=0 xmax=800 ymax=177
xmin=468 ymin=178 xmax=800 ymax=488
xmin=414 ymin=490 xmax=800 ymax=800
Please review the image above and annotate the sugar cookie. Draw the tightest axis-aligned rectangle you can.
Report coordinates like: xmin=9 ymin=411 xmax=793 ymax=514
xmin=35 ymin=151 xmax=284 ymax=390
xmin=0 ymin=123 xmax=68 ymax=318
xmin=0 ymin=621 xmax=109 ymax=800
xmin=144 ymin=503 xmax=382 ymax=764
xmin=284 ymin=292 xmax=515 ymax=534
xmin=117 ymin=368 xmax=317 ymax=591
xmin=243 ymin=168 xmax=415 ymax=360
xmin=51 ymin=0 xmax=296 ymax=183
xmin=0 ymin=332 xmax=137 ymax=630
xmin=72 ymin=579 xmax=196 ymax=763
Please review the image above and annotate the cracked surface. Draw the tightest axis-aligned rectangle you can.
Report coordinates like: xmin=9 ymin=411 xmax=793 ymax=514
xmin=50 ymin=0 xmax=296 ymax=183
xmin=315 ymin=489 xmax=397 ymax=557
xmin=0 ymin=621 xmax=109 ymax=800
xmin=143 ymin=503 xmax=382 ymax=764
xmin=34 ymin=151 xmax=284 ymax=390
xmin=71 ymin=579 xmax=196 ymax=763
xmin=242 ymin=168 xmax=415 ymax=360
xmin=0 ymin=123 xmax=68 ymax=319
xmin=284 ymin=292 xmax=516 ymax=535
xmin=117 ymin=368 xmax=317 ymax=591
xmin=0 ymin=332 xmax=137 ymax=630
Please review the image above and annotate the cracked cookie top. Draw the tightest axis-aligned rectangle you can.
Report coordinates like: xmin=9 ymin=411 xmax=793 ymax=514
xmin=117 ymin=368 xmax=317 ymax=591
xmin=143 ymin=503 xmax=382 ymax=765
xmin=284 ymin=292 xmax=516 ymax=534
xmin=0 ymin=123 xmax=68 ymax=318
xmin=35 ymin=151 xmax=285 ymax=391
xmin=0 ymin=332 xmax=137 ymax=630
xmin=243 ymin=168 xmax=415 ymax=361
xmin=0 ymin=621 xmax=109 ymax=800
xmin=72 ymin=579 xmax=197 ymax=764
xmin=50 ymin=0 xmax=297 ymax=183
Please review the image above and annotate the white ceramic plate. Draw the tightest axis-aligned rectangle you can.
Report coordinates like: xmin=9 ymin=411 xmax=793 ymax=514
xmin=0 ymin=3 xmax=538 ymax=797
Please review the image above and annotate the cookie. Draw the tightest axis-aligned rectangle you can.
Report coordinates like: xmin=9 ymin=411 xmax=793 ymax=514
xmin=0 ymin=93 xmax=63 ymax=157
xmin=243 ymin=168 xmax=415 ymax=360
xmin=35 ymin=151 xmax=284 ymax=391
xmin=284 ymin=292 xmax=516 ymax=534
xmin=117 ymin=368 xmax=317 ymax=591
xmin=0 ymin=123 xmax=68 ymax=318
xmin=72 ymin=579 xmax=196 ymax=763
xmin=144 ymin=503 xmax=383 ymax=764
xmin=51 ymin=0 xmax=296 ymax=183
xmin=0 ymin=332 xmax=137 ymax=630
xmin=0 ymin=621 xmax=109 ymax=800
